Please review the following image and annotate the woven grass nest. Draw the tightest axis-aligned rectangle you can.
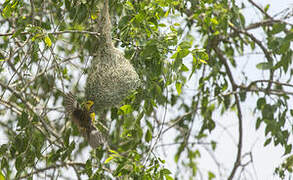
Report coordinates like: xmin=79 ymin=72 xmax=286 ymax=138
xmin=85 ymin=0 xmax=140 ymax=112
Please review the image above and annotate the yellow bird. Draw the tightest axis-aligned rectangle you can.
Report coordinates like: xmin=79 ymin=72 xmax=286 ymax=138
xmin=64 ymin=92 xmax=104 ymax=148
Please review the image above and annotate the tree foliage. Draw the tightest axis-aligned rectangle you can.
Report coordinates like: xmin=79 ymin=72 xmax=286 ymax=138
xmin=0 ymin=0 xmax=292 ymax=179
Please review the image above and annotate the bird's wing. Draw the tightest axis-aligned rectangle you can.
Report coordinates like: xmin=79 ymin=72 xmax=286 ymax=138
xmin=64 ymin=92 xmax=79 ymax=114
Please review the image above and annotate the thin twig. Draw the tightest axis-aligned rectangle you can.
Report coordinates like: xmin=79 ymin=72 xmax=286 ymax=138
xmin=0 ymin=98 xmax=22 ymax=115
xmin=18 ymin=162 xmax=85 ymax=179
xmin=228 ymin=22 xmax=275 ymax=90
xmin=0 ymin=30 xmax=100 ymax=37
xmin=247 ymin=0 xmax=272 ymax=19
xmin=213 ymin=46 xmax=243 ymax=180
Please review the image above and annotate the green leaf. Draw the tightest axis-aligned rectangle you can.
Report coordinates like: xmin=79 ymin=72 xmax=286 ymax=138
xmin=264 ymin=138 xmax=271 ymax=146
xmin=145 ymin=129 xmax=152 ymax=142
xmin=63 ymin=129 xmax=70 ymax=147
xmin=158 ymin=157 xmax=165 ymax=164
xmin=211 ymin=141 xmax=217 ymax=150
xmin=179 ymin=41 xmax=191 ymax=49
xmin=224 ymin=95 xmax=230 ymax=108
xmin=120 ymin=105 xmax=133 ymax=114
xmin=177 ymin=49 xmax=190 ymax=59
xmin=125 ymin=1 xmax=134 ymax=10
xmin=171 ymin=51 xmax=178 ymax=59
xmin=256 ymin=62 xmax=273 ymax=70
xmin=174 ymin=144 xmax=184 ymax=163
xmin=175 ymin=82 xmax=182 ymax=95
xmin=15 ymin=156 xmax=23 ymax=171
xmin=257 ymin=98 xmax=266 ymax=109
xmin=109 ymin=149 xmax=119 ymax=154
xmin=239 ymin=91 xmax=246 ymax=102
xmin=2 ymin=4 xmax=12 ymax=18
xmin=173 ymin=23 xmax=180 ymax=26
xmin=76 ymin=4 xmax=88 ymax=23
xmin=262 ymin=104 xmax=274 ymax=119
xmin=210 ymin=18 xmax=219 ymax=25
xmin=17 ymin=112 xmax=29 ymax=129
xmin=285 ymin=144 xmax=292 ymax=155
xmin=105 ymin=156 xmax=114 ymax=164
xmin=165 ymin=175 xmax=174 ymax=180
xmin=196 ymin=50 xmax=209 ymax=61
xmin=180 ymin=64 xmax=189 ymax=72
xmin=170 ymin=25 xmax=177 ymax=33
xmin=280 ymin=41 xmax=290 ymax=54
xmin=48 ymin=151 xmax=60 ymax=163
xmin=271 ymin=23 xmax=286 ymax=34
xmin=0 ymin=145 xmax=7 ymax=157
xmin=249 ymin=41 xmax=255 ymax=50
xmin=280 ymin=50 xmax=292 ymax=72
xmin=1 ymin=158 xmax=8 ymax=170
xmin=0 ymin=171 xmax=5 ymax=180
xmin=284 ymin=32 xmax=293 ymax=42
xmin=158 ymin=23 xmax=166 ymax=27
xmin=85 ymin=159 xmax=92 ymax=176
xmin=161 ymin=168 xmax=172 ymax=175
xmin=199 ymin=59 xmax=207 ymax=64
xmin=264 ymin=4 xmax=270 ymax=12
xmin=256 ymin=118 xmax=262 ymax=130
xmin=290 ymin=109 xmax=293 ymax=116
xmin=65 ymin=0 xmax=71 ymax=10
xmin=164 ymin=9 xmax=170 ymax=17
xmin=208 ymin=171 xmax=215 ymax=180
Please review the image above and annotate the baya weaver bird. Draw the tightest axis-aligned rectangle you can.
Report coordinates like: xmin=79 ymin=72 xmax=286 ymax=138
xmin=64 ymin=92 xmax=104 ymax=148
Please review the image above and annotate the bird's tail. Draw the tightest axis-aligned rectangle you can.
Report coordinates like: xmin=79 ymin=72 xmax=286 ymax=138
xmin=88 ymin=129 xmax=106 ymax=148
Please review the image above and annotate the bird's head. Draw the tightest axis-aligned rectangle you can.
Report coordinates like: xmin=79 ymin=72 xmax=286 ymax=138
xmin=84 ymin=100 xmax=94 ymax=111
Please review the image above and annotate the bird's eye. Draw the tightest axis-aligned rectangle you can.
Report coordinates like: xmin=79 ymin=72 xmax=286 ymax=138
xmin=86 ymin=100 xmax=94 ymax=108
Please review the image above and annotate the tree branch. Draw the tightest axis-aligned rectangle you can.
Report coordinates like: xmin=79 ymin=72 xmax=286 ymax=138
xmin=213 ymin=46 xmax=243 ymax=180
xmin=0 ymin=30 xmax=100 ymax=37
xmin=228 ymin=22 xmax=275 ymax=90
xmin=247 ymin=0 xmax=272 ymax=19
xmin=18 ymin=162 xmax=85 ymax=179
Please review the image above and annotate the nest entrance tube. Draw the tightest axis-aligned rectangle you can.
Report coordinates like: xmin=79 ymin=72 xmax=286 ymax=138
xmin=85 ymin=0 xmax=140 ymax=112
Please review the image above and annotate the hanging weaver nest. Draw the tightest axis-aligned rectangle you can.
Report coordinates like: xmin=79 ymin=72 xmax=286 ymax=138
xmin=85 ymin=0 xmax=140 ymax=112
